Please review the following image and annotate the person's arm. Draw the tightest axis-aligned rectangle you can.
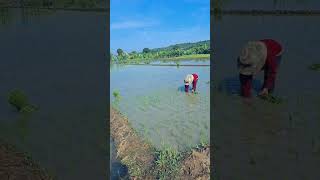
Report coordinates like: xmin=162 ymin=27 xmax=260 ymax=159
xmin=239 ymin=74 xmax=253 ymax=97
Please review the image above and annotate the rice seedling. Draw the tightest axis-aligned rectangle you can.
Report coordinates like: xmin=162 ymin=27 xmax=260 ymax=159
xmin=258 ymin=94 xmax=283 ymax=104
xmin=155 ymin=143 xmax=182 ymax=180
xmin=113 ymin=90 xmax=121 ymax=100
xmin=8 ymin=89 xmax=29 ymax=111
xmin=7 ymin=89 xmax=38 ymax=113
xmin=308 ymin=63 xmax=320 ymax=71
xmin=199 ymin=130 xmax=209 ymax=148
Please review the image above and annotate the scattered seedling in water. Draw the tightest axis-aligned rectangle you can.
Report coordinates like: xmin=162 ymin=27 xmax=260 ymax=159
xmin=308 ymin=64 xmax=320 ymax=71
xmin=113 ymin=90 xmax=121 ymax=100
xmin=112 ymin=90 xmax=122 ymax=109
xmin=258 ymin=94 xmax=283 ymax=104
xmin=155 ymin=143 xmax=182 ymax=180
xmin=176 ymin=62 xmax=180 ymax=67
xmin=7 ymin=89 xmax=38 ymax=113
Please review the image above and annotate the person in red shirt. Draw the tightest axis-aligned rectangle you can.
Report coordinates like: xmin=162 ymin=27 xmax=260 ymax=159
xmin=237 ymin=39 xmax=283 ymax=97
xmin=184 ymin=73 xmax=199 ymax=93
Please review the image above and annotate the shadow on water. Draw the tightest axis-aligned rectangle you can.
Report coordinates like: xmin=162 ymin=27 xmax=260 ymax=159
xmin=110 ymin=139 xmax=129 ymax=180
xmin=0 ymin=8 xmax=11 ymax=24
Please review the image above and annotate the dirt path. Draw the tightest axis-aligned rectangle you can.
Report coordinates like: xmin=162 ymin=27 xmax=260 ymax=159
xmin=0 ymin=139 xmax=54 ymax=180
xmin=110 ymin=107 xmax=211 ymax=179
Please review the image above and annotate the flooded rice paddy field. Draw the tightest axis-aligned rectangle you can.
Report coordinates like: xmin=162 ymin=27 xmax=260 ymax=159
xmin=0 ymin=8 xmax=107 ymax=180
xmin=151 ymin=59 xmax=210 ymax=65
xmin=111 ymin=60 xmax=210 ymax=151
xmin=213 ymin=15 xmax=320 ymax=179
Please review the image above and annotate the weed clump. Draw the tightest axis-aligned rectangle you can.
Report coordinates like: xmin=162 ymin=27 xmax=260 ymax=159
xmin=7 ymin=89 xmax=38 ymax=113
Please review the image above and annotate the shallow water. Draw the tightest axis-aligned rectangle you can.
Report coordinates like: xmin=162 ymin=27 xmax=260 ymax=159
xmin=111 ymin=61 xmax=210 ymax=151
xmin=0 ymin=8 xmax=107 ymax=180
xmin=213 ymin=14 xmax=320 ymax=179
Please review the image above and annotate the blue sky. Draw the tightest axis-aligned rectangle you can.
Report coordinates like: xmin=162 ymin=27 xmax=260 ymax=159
xmin=110 ymin=0 xmax=210 ymax=53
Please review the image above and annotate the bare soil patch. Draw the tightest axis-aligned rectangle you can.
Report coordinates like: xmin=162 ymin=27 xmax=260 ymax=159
xmin=179 ymin=146 xmax=210 ymax=180
xmin=0 ymin=139 xmax=54 ymax=180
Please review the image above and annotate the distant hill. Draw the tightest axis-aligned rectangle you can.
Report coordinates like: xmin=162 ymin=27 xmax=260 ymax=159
xmin=152 ymin=40 xmax=210 ymax=52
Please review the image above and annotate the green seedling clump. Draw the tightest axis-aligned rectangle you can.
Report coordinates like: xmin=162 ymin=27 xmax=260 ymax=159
xmin=309 ymin=64 xmax=320 ymax=71
xmin=7 ymin=89 xmax=38 ymax=113
xmin=155 ymin=144 xmax=182 ymax=179
xmin=198 ymin=131 xmax=209 ymax=149
xmin=258 ymin=94 xmax=283 ymax=104
xmin=112 ymin=90 xmax=121 ymax=100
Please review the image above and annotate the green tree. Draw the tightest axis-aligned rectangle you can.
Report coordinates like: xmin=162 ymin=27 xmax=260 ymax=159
xmin=143 ymin=48 xmax=151 ymax=53
xmin=117 ymin=48 xmax=124 ymax=56
xmin=172 ymin=45 xmax=179 ymax=50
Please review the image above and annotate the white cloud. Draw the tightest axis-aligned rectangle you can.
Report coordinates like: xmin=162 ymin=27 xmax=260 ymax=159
xmin=111 ymin=20 xmax=158 ymax=30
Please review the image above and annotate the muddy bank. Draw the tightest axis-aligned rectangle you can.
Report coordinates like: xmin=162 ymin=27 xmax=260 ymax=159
xmin=0 ymin=139 xmax=54 ymax=180
xmin=179 ymin=146 xmax=210 ymax=180
xmin=110 ymin=107 xmax=211 ymax=179
xmin=110 ymin=107 xmax=155 ymax=178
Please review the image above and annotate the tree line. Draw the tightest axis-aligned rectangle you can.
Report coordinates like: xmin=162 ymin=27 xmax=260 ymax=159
xmin=112 ymin=40 xmax=210 ymax=63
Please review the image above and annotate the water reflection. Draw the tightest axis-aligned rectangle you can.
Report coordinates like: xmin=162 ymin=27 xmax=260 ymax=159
xmin=0 ymin=7 xmax=58 ymax=25
xmin=15 ymin=114 xmax=31 ymax=144
xmin=0 ymin=8 xmax=11 ymax=25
